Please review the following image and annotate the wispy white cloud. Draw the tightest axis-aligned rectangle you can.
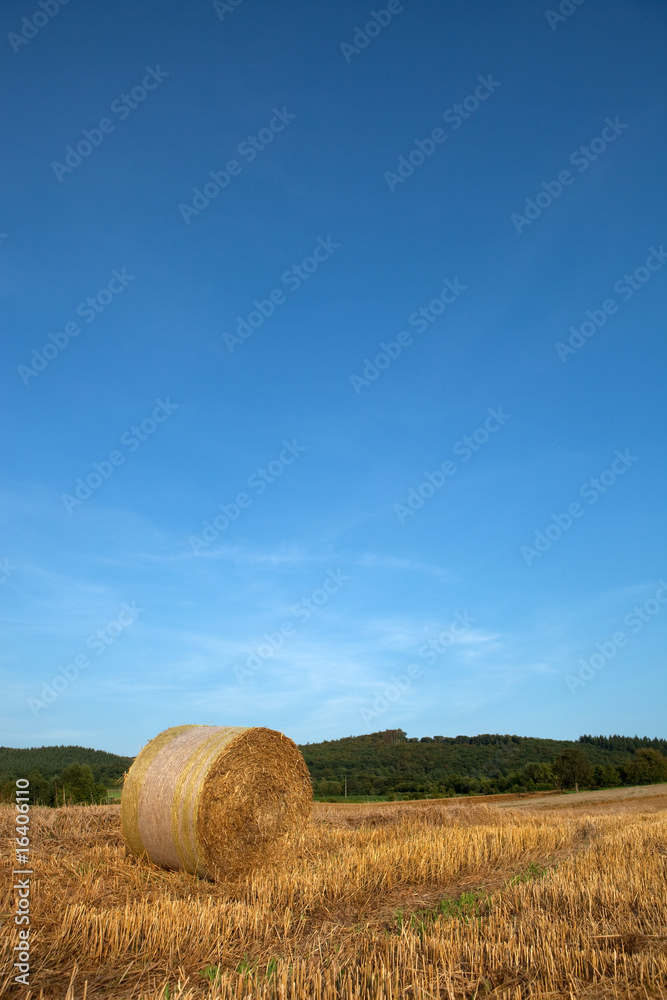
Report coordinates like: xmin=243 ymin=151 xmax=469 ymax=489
xmin=133 ymin=541 xmax=316 ymax=566
xmin=355 ymin=552 xmax=457 ymax=582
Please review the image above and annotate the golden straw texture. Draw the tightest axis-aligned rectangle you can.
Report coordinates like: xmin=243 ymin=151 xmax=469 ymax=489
xmin=121 ymin=725 xmax=311 ymax=880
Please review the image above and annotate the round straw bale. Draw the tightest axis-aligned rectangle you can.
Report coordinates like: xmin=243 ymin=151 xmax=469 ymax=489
xmin=121 ymin=725 xmax=311 ymax=880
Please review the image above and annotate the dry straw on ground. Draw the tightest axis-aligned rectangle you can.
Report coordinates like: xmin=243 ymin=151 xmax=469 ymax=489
xmin=120 ymin=725 xmax=312 ymax=881
xmin=1 ymin=785 xmax=665 ymax=998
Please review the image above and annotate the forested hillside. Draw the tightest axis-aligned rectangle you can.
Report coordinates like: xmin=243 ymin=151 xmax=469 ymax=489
xmin=301 ymin=730 xmax=667 ymax=798
xmin=0 ymin=745 xmax=132 ymax=789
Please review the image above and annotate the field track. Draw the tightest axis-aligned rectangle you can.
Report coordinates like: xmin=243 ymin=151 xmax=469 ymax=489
xmin=1 ymin=785 xmax=666 ymax=999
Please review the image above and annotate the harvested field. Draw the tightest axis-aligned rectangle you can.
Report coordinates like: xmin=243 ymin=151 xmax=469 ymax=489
xmin=492 ymin=782 xmax=667 ymax=811
xmin=1 ymin=786 xmax=666 ymax=999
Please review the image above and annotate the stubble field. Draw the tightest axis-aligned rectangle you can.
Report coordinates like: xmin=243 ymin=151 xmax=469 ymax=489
xmin=1 ymin=785 xmax=666 ymax=999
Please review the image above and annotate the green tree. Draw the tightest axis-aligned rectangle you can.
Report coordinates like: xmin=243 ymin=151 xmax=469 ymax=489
xmin=316 ymin=779 xmax=342 ymax=797
xmin=592 ymin=764 xmax=622 ymax=788
xmin=58 ymin=763 xmax=107 ymax=805
xmin=624 ymin=749 xmax=667 ymax=785
xmin=27 ymin=769 xmax=54 ymax=805
xmin=552 ymin=747 xmax=593 ymax=792
xmin=521 ymin=762 xmax=556 ymax=788
xmin=0 ymin=780 xmax=15 ymax=803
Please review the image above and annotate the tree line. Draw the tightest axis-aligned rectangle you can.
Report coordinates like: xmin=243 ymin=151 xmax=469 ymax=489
xmin=303 ymin=730 xmax=667 ymax=799
xmin=0 ymin=744 xmax=131 ymax=805
xmin=1 ymin=732 xmax=666 ymax=805
xmin=0 ymin=764 xmax=109 ymax=805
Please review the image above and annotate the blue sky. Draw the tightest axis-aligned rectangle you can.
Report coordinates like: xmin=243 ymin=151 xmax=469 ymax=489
xmin=1 ymin=0 xmax=665 ymax=757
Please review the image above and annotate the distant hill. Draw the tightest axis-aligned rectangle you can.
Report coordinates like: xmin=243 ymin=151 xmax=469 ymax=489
xmin=300 ymin=730 xmax=667 ymax=798
xmin=2 ymin=731 xmax=665 ymax=801
xmin=0 ymin=745 xmax=132 ymax=787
